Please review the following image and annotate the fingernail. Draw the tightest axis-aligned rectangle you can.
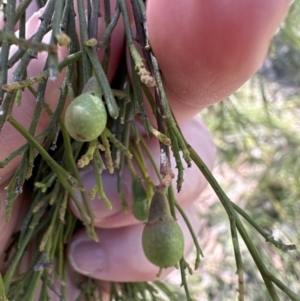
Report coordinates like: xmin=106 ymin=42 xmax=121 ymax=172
xmin=69 ymin=238 xmax=106 ymax=276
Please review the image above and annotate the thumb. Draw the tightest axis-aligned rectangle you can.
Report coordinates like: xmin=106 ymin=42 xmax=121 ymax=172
xmin=68 ymin=204 xmax=201 ymax=282
xmin=146 ymin=0 xmax=290 ymax=121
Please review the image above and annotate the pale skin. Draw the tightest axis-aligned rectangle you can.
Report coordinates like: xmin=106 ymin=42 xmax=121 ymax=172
xmin=0 ymin=0 xmax=290 ymax=298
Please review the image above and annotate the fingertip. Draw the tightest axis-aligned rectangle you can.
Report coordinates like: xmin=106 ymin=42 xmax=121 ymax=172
xmin=68 ymin=204 xmax=201 ymax=282
xmin=68 ymin=225 xmax=159 ymax=282
xmin=147 ymin=0 xmax=291 ymax=118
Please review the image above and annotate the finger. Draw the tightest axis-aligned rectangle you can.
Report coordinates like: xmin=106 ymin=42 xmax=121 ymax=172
xmin=69 ymin=116 xmax=216 ymax=228
xmin=68 ymin=203 xmax=201 ymax=281
xmin=0 ymin=0 xmax=125 ymax=184
xmin=146 ymin=0 xmax=290 ymax=122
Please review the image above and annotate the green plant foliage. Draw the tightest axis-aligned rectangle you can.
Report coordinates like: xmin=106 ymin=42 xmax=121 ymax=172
xmin=0 ymin=1 xmax=299 ymax=301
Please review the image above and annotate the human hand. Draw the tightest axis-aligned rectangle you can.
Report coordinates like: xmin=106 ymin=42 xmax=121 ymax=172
xmin=0 ymin=0 xmax=290 ymax=298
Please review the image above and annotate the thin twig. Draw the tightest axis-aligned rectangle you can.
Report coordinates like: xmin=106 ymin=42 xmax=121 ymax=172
xmin=2 ymin=51 xmax=82 ymax=92
xmin=98 ymin=3 xmax=120 ymax=48
xmin=85 ymin=47 xmax=119 ymax=119
xmin=0 ymin=0 xmax=16 ymax=103
xmin=104 ymin=128 xmax=133 ymax=159
xmin=0 ymin=31 xmax=58 ymax=53
xmin=76 ymin=0 xmax=93 ymax=83
xmin=229 ymin=216 xmax=245 ymax=301
xmin=232 ymin=201 xmax=296 ymax=252
xmin=179 ymin=258 xmax=193 ymax=301
xmin=175 ymin=202 xmax=203 ymax=270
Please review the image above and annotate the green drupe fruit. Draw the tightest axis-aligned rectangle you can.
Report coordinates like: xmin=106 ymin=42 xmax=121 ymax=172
xmin=142 ymin=188 xmax=184 ymax=269
xmin=65 ymin=93 xmax=107 ymax=142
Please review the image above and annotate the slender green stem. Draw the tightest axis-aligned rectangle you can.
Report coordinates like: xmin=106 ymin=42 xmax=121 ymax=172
xmin=57 ymin=213 xmax=64 ymax=279
xmin=101 ymin=0 xmax=111 ymax=73
xmin=29 ymin=0 xmax=55 ymax=59
xmin=167 ymin=185 xmax=177 ymax=219
xmin=7 ymin=117 xmax=70 ymax=178
xmin=64 ymin=212 xmax=77 ymax=243
xmin=92 ymin=150 xmax=112 ymax=209
xmin=175 ymin=202 xmax=203 ymax=269
xmin=0 ymin=0 xmax=16 ymax=103
xmin=4 ymin=208 xmax=43 ymax=292
xmin=0 ymin=275 xmax=8 ymax=301
xmin=39 ymin=274 xmax=50 ymax=301
xmin=59 ymin=190 xmax=68 ymax=223
xmin=3 ymin=51 xmax=82 ymax=92
xmin=129 ymin=141 xmax=154 ymax=198
xmin=76 ymin=0 xmax=92 ymax=83
xmin=231 ymin=201 xmax=296 ymax=251
xmin=51 ymin=0 xmax=64 ymax=39
xmin=120 ymin=0 xmax=156 ymax=88
xmin=7 ymin=48 xmax=26 ymax=69
xmin=150 ymin=127 xmax=171 ymax=146
xmin=261 ymin=277 xmax=281 ymax=301
xmin=150 ymin=52 xmax=191 ymax=167
xmin=22 ymin=271 xmax=42 ymax=301
xmin=268 ymin=274 xmax=300 ymax=300
xmin=169 ymin=128 xmax=184 ymax=192
xmin=0 ymin=31 xmax=57 ymax=54
xmin=179 ymin=258 xmax=193 ymax=301
xmin=5 ymin=171 xmax=21 ymax=220
xmin=101 ymin=130 xmax=114 ymax=174
xmin=126 ymin=154 xmax=137 ymax=177
xmin=85 ymin=47 xmax=119 ymax=119
xmin=12 ymin=68 xmax=49 ymax=193
xmin=130 ymin=56 xmax=153 ymax=137
xmin=141 ymin=83 xmax=156 ymax=114
xmin=8 ymin=117 xmax=97 ymax=241
xmin=129 ymin=147 xmax=147 ymax=181
xmin=229 ymin=216 xmax=245 ymax=301
xmin=105 ymin=128 xmax=133 ymax=159
xmin=139 ymin=135 xmax=161 ymax=181
xmin=39 ymin=194 xmax=61 ymax=252
xmin=99 ymin=3 xmax=121 ymax=48
xmin=135 ymin=139 xmax=152 ymax=183
xmin=14 ymin=0 xmax=33 ymax=24
xmin=77 ymin=139 xmax=97 ymax=168
xmin=0 ymin=89 xmax=17 ymax=135
xmin=171 ymin=125 xmax=192 ymax=167
xmin=49 ymin=0 xmax=66 ymax=80
xmin=59 ymin=119 xmax=98 ymax=241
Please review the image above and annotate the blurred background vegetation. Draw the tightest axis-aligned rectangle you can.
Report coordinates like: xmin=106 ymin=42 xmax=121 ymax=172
xmin=166 ymin=1 xmax=300 ymax=300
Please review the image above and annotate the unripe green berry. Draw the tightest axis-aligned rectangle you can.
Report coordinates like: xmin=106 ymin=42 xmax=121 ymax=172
xmin=142 ymin=188 xmax=184 ymax=269
xmin=142 ymin=218 xmax=184 ymax=268
xmin=65 ymin=93 xmax=107 ymax=142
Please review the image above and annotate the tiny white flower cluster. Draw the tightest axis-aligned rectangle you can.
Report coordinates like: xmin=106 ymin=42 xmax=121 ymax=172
xmin=136 ymin=64 xmax=156 ymax=88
